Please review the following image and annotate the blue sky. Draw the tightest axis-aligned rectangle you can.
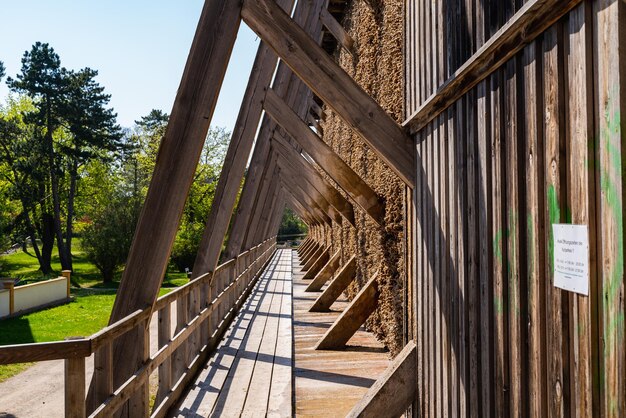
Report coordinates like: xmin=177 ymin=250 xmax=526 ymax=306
xmin=0 ymin=0 xmax=260 ymax=131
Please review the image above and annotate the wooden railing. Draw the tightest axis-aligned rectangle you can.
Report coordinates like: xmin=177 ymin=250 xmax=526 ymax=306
xmin=0 ymin=238 xmax=277 ymax=418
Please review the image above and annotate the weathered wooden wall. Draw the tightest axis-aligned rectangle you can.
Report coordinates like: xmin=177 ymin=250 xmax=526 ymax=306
xmin=405 ymin=0 xmax=625 ymax=416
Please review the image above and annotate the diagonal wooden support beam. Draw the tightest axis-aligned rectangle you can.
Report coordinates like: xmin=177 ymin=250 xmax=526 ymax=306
xmin=305 ymin=250 xmax=341 ymax=292
xmin=309 ymin=255 xmax=357 ymax=312
xmin=264 ymin=88 xmax=385 ymax=226
xmin=242 ymin=0 xmax=415 ymax=187
xmin=99 ymin=1 xmax=243 ymax=411
xmin=279 ymin=177 xmax=333 ymax=226
xmin=275 ymin=153 xmax=346 ymax=225
xmin=300 ymin=243 xmax=319 ymax=266
xmin=276 ymin=154 xmax=343 ymax=224
xmin=315 ymin=272 xmax=379 ymax=350
xmin=298 ymin=237 xmax=313 ymax=255
xmin=346 ymin=341 xmax=417 ymax=418
xmin=319 ymin=8 xmax=356 ymax=57
xmin=190 ymin=0 xmax=295 ymax=279
xmin=302 ymin=245 xmax=325 ymax=269
xmin=272 ymin=136 xmax=356 ymax=227
xmin=303 ymin=247 xmax=330 ymax=279
xmin=286 ymin=196 xmax=315 ymax=226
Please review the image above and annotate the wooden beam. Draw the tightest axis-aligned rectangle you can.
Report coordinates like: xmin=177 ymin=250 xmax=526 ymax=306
xmin=299 ymin=242 xmax=319 ymax=266
xmin=65 ymin=356 xmax=86 ymax=418
xmin=305 ymin=250 xmax=341 ymax=292
xmin=242 ymin=0 xmax=415 ymax=187
xmin=272 ymin=136 xmax=356 ymax=227
xmin=251 ymin=166 xmax=282 ymax=246
xmin=309 ymin=255 xmax=357 ymax=312
xmin=275 ymin=153 xmax=343 ymax=224
xmin=302 ymin=245 xmax=325 ymax=269
xmin=191 ymin=0 xmax=295 ymax=279
xmin=403 ymin=0 xmax=583 ymax=134
xmin=346 ymin=341 xmax=417 ymax=418
xmin=264 ymin=88 xmax=385 ymax=226
xmin=227 ymin=0 xmax=325 ymax=257
xmin=104 ymin=0 xmax=242 ymax=408
xmin=319 ymin=8 xmax=356 ymax=56
xmin=315 ymin=272 xmax=379 ymax=350
xmin=277 ymin=158 xmax=342 ymax=224
xmin=303 ymin=247 xmax=330 ymax=276
xmin=279 ymin=177 xmax=333 ymax=226
xmin=243 ymin=153 xmax=280 ymax=248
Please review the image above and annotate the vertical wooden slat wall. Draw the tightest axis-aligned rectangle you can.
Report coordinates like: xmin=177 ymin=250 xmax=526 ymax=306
xmin=405 ymin=0 xmax=625 ymax=416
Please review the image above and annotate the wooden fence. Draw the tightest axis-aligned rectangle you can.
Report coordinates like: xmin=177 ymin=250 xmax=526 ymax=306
xmin=405 ymin=0 xmax=624 ymax=417
xmin=0 ymin=238 xmax=276 ymax=418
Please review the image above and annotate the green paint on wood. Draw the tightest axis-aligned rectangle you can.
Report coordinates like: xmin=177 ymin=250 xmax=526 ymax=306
xmin=547 ymin=185 xmax=561 ymax=273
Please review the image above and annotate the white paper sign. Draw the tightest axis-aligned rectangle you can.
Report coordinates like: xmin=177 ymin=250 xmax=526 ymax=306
xmin=552 ymin=224 xmax=589 ymax=295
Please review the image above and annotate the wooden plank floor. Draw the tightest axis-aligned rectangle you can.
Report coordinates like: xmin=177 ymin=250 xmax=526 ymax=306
xmin=172 ymin=248 xmax=391 ymax=417
xmin=292 ymin=251 xmax=391 ymax=418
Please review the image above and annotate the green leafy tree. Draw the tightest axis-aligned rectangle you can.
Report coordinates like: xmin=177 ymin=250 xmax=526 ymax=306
xmin=81 ymin=192 xmax=137 ymax=283
xmin=7 ymin=43 xmax=122 ymax=271
xmin=278 ymin=208 xmax=308 ymax=237
xmin=0 ymin=96 xmax=54 ymax=273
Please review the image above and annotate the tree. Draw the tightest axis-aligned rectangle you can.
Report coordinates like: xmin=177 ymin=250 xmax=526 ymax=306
xmin=7 ymin=43 xmax=122 ymax=271
xmin=0 ymin=96 xmax=54 ymax=273
xmin=278 ymin=208 xmax=308 ymax=237
xmin=0 ymin=61 xmax=5 ymax=81
xmin=81 ymin=193 xmax=137 ymax=283
xmin=170 ymin=126 xmax=230 ymax=271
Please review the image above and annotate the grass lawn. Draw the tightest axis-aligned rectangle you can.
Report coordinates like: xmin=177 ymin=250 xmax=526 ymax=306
xmin=0 ymin=239 xmax=189 ymax=288
xmin=0 ymin=287 xmax=174 ymax=382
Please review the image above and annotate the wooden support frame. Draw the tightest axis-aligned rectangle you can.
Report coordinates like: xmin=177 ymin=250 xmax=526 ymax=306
xmin=299 ymin=239 xmax=320 ymax=263
xmin=227 ymin=0 xmax=326 ymax=258
xmin=241 ymin=0 xmax=416 ymax=187
xmin=243 ymin=154 xmax=280 ymax=248
xmin=276 ymin=156 xmax=342 ymax=224
xmin=272 ymin=135 xmax=356 ymax=227
xmin=319 ymin=8 xmax=356 ymax=56
xmin=279 ymin=177 xmax=333 ymax=226
xmin=403 ymin=0 xmax=583 ymax=133
xmin=315 ymin=272 xmax=379 ymax=350
xmin=346 ymin=341 xmax=417 ymax=418
xmin=305 ymin=250 xmax=341 ymax=292
xmin=275 ymin=154 xmax=345 ymax=225
xmin=264 ymin=88 xmax=385 ymax=226
xmin=302 ymin=245 xmax=325 ymax=270
xmin=191 ymin=0 xmax=295 ymax=278
xmin=302 ymin=247 xmax=331 ymax=280
xmin=309 ymin=255 xmax=357 ymax=312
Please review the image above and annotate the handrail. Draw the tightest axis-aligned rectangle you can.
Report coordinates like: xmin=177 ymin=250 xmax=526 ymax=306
xmin=0 ymin=238 xmax=275 ymax=364
xmin=0 ymin=237 xmax=278 ymax=418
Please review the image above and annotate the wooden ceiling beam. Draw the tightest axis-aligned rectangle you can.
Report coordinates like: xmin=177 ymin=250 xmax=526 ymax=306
xmin=264 ymin=88 xmax=385 ymax=226
xmin=241 ymin=0 xmax=415 ymax=187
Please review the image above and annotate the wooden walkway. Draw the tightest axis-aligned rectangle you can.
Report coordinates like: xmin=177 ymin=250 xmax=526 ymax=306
xmin=172 ymin=249 xmax=390 ymax=417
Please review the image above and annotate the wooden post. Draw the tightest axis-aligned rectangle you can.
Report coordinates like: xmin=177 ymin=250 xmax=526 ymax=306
xmin=305 ymin=250 xmax=341 ymax=292
xmin=302 ymin=248 xmax=331 ymax=280
xmin=309 ymin=255 xmax=357 ymax=312
xmin=89 ymin=343 xmax=113 ymax=414
xmin=302 ymin=246 xmax=325 ymax=270
xmin=156 ymin=304 xmax=172 ymax=407
xmin=62 ymin=270 xmax=71 ymax=298
xmin=5 ymin=282 xmax=15 ymax=315
xmin=65 ymin=355 xmax=86 ymax=418
xmin=346 ymin=342 xmax=417 ymax=418
xmin=315 ymin=273 xmax=379 ymax=350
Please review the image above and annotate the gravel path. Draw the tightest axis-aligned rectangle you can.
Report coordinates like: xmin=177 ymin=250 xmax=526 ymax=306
xmin=0 ymin=302 xmax=176 ymax=417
